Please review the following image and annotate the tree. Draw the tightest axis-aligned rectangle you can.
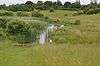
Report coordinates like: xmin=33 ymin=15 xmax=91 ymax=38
xmin=64 ymin=2 xmax=71 ymax=8
xmin=36 ymin=1 xmax=46 ymax=10
xmin=56 ymin=0 xmax=62 ymax=6
xmin=25 ymin=1 xmax=34 ymax=5
xmin=44 ymin=1 xmax=53 ymax=9
xmin=0 ymin=4 xmax=6 ymax=10
xmin=37 ymin=1 xmax=43 ymax=6
xmin=44 ymin=1 xmax=53 ymax=7
xmin=71 ymin=2 xmax=81 ymax=8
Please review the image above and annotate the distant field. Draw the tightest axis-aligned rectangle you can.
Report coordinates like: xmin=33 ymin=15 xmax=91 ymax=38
xmin=0 ymin=10 xmax=100 ymax=66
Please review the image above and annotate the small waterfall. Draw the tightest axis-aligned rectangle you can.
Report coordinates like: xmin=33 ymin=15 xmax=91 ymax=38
xmin=39 ymin=31 xmax=46 ymax=44
xmin=39 ymin=24 xmax=54 ymax=44
xmin=39 ymin=24 xmax=64 ymax=44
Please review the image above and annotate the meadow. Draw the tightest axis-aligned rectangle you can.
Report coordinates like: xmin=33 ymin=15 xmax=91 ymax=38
xmin=0 ymin=10 xmax=100 ymax=66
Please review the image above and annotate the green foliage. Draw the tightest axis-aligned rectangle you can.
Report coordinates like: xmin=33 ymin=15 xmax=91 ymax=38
xmin=86 ymin=8 xmax=100 ymax=15
xmin=74 ymin=20 xmax=80 ymax=25
xmin=8 ymin=4 xmax=34 ymax=12
xmin=72 ymin=10 xmax=84 ymax=16
xmin=16 ymin=11 xmax=31 ymax=17
xmin=15 ymin=21 xmax=47 ymax=43
xmin=32 ymin=11 xmax=44 ymax=17
xmin=0 ymin=28 xmax=7 ymax=40
xmin=72 ymin=8 xmax=100 ymax=15
xmin=5 ymin=19 xmax=47 ymax=43
xmin=44 ymin=16 xmax=49 ymax=19
xmin=16 ymin=31 xmax=36 ymax=43
xmin=62 ymin=20 xmax=80 ymax=25
xmin=64 ymin=14 xmax=68 ymax=16
xmin=86 ymin=9 xmax=96 ymax=14
xmin=0 ymin=11 xmax=14 ymax=16
xmin=0 ymin=17 xmax=9 ymax=29
xmin=49 ymin=8 xmax=54 ymax=12
xmin=7 ymin=20 xmax=26 ymax=35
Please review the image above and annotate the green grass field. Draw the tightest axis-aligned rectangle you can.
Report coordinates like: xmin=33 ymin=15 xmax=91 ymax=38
xmin=0 ymin=10 xmax=100 ymax=66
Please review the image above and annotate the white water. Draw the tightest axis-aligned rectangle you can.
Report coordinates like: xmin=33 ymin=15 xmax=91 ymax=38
xmin=39 ymin=31 xmax=46 ymax=44
xmin=39 ymin=24 xmax=54 ymax=44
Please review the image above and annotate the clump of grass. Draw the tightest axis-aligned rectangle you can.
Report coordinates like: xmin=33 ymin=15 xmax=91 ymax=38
xmin=0 ymin=28 xmax=7 ymax=40
xmin=72 ymin=10 xmax=84 ymax=16
xmin=0 ymin=17 xmax=10 ymax=29
xmin=44 ymin=16 xmax=49 ymax=19
xmin=16 ymin=11 xmax=31 ymax=17
xmin=0 ymin=11 xmax=14 ymax=16
xmin=74 ymin=20 xmax=80 ymax=25
xmin=32 ymin=11 xmax=44 ymax=17
xmin=64 ymin=14 xmax=68 ymax=16
xmin=49 ymin=8 xmax=54 ymax=12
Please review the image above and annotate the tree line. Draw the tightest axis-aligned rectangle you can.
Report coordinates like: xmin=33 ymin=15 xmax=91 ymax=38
xmin=0 ymin=0 xmax=100 ymax=11
xmin=0 ymin=0 xmax=100 ymax=15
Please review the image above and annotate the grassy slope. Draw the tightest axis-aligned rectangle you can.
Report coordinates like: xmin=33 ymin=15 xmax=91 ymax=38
xmin=0 ymin=10 xmax=100 ymax=66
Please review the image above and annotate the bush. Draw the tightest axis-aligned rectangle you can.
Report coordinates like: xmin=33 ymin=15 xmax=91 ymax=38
xmin=86 ymin=8 xmax=100 ymax=15
xmin=74 ymin=20 xmax=80 ymax=25
xmin=0 ymin=28 xmax=7 ymax=40
xmin=16 ymin=31 xmax=36 ymax=43
xmin=72 ymin=10 xmax=84 ymax=16
xmin=64 ymin=14 xmax=68 ymax=16
xmin=95 ymin=8 xmax=100 ymax=13
xmin=86 ymin=9 xmax=96 ymax=15
xmin=32 ymin=11 xmax=44 ymax=17
xmin=44 ymin=16 xmax=49 ymax=19
xmin=0 ymin=11 xmax=14 ymax=16
xmin=17 ymin=11 xmax=31 ymax=17
xmin=49 ymin=8 xmax=54 ymax=12
xmin=59 ymin=8 xmax=79 ymax=11
xmin=0 ymin=17 xmax=9 ymax=29
xmin=7 ymin=20 xmax=26 ymax=35
xmin=6 ymin=19 xmax=47 ymax=43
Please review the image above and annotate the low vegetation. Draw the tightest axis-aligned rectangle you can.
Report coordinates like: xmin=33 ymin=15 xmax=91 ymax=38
xmin=0 ymin=11 xmax=14 ymax=16
xmin=32 ymin=11 xmax=44 ymax=17
xmin=0 ymin=0 xmax=100 ymax=66
xmin=16 ymin=11 xmax=31 ymax=17
xmin=0 ymin=17 xmax=47 ymax=43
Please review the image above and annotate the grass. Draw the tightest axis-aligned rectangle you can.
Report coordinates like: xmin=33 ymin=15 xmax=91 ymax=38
xmin=0 ymin=41 xmax=100 ymax=66
xmin=0 ymin=10 xmax=100 ymax=66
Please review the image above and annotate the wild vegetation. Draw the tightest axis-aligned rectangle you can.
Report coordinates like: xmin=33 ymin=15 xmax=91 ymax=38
xmin=0 ymin=0 xmax=100 ymax=66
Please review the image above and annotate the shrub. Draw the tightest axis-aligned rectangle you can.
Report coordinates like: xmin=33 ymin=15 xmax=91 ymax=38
xmin=86 ymin=9 xmax=96 ymax=15
xmin=0 ymin=11 xmax=14 ymax=16
xmin=16 ymin=31 xmax=36 ymax=43
xmin=86 ymin=8 xmax=100 ymax=15
xmin=7 ymin=20 xmax=26 ymax=35
xmin=74 ymin=20 xmax=80 ymax=25
xmin=6 ymin=19 xmax=47 ymax=43
xmin=0 ymin=28 xmax=7 ymax=40
xmin=17 ymin=11 xmax=31 ymax=17
xmin=95 ymin=8 xmax=100 ymax=13
xmin=49 ymin=8 xmax=54 ymax=12
xmin=32 ymin=11 xmax=44 ymax=17
xmin=44 ymin=16 xmax=49 ymax=19
xmin=0 ymin=17 xmax=9 ymax=29
xmin=64 ymin=14 xmax=68 ymax=16
xmin=16 ymin=21 xmax=47 ymax=43
xmin=72 ymin=10 xmax=84 ymax=16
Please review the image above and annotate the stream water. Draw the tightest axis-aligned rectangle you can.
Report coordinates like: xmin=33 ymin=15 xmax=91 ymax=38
xmin=39 ymin=24 xmax=54 ymax=44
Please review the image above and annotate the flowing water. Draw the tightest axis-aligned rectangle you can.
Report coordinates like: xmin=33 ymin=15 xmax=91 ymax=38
xmin=39 ymin=31 xmax=46 ymax=44
xmin=39 ymin=24 xmax=54 ymax=44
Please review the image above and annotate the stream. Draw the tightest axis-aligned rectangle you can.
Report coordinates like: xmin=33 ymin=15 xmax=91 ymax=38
xmin=39 ymin=24 xmax=54 ymax=44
